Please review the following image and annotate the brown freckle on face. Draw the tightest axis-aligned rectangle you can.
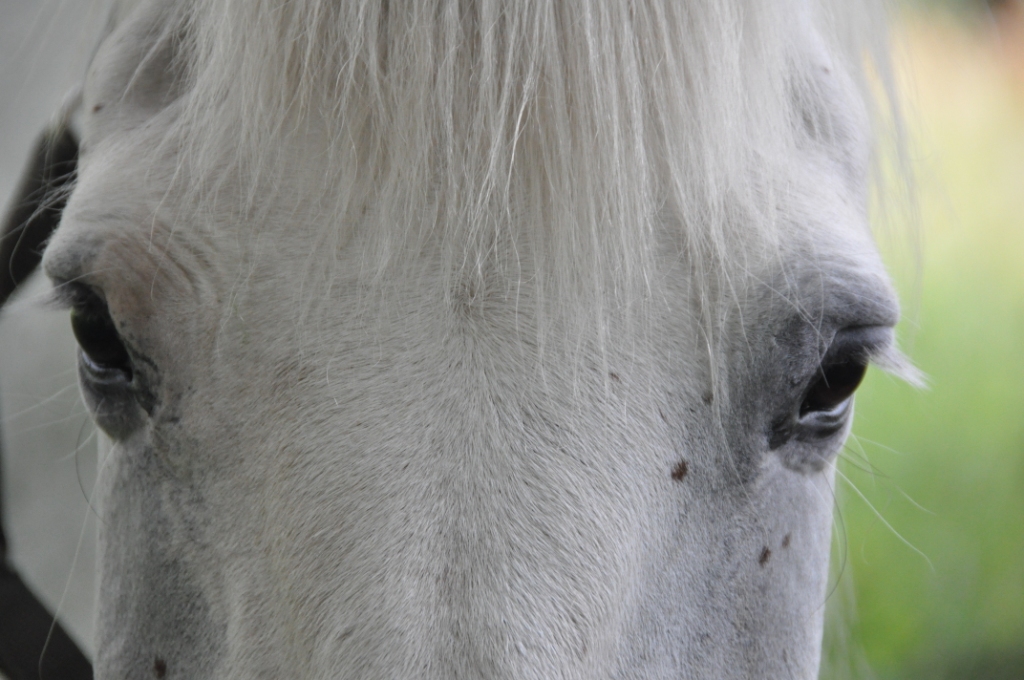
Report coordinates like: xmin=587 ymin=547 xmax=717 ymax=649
xmin=782 ymin=533 xmax=791 ymax=549
xmin=759 ymin=546 xmax=771 ymax=566
xmin=671 ymin=459 xmax=688 ymax=482
xmin=92 ymin=103 xmax=104 ymax=113
xmin=609 ymin=372 xmax=621 ymax=383
xmin=153 ymin=657 xmax=167 ymax=678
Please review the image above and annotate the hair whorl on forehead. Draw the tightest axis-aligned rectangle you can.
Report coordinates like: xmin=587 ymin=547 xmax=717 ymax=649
xmin=170 ymin=0 xmax=893 ymax=327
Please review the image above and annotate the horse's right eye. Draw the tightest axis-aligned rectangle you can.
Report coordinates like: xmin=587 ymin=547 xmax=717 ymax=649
xmin=70 ymin=300 xmax=133 ymax=379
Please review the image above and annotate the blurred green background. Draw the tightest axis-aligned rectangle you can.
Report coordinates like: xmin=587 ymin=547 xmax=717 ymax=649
xmin=823 ymin=1 xmax=1024 ymax=678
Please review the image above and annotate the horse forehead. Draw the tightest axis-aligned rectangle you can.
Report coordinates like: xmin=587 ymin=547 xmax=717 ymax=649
xmin=63 ymin=0 xmax=887 ymax=289
xmin=52 ymin=0 xmax=898 ymax=355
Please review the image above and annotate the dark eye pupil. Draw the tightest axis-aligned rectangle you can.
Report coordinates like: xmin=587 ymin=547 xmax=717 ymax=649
xmin=800 ymin=358 xmax=867 ymax=416
xmin=71 ymin=305 xmax=132 ymax=375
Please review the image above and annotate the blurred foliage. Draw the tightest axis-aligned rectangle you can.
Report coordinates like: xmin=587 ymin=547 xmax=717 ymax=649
xmin=824 ymin=5 xmax=1024 ymax=679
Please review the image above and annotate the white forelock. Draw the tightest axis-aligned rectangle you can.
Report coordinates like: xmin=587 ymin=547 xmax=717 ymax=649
xmin=149 ymin=0 xmax=897 ymax=335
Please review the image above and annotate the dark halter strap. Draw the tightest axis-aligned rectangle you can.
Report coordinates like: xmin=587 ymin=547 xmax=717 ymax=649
xmin=0 ymin=124 xmax=93 ymax=680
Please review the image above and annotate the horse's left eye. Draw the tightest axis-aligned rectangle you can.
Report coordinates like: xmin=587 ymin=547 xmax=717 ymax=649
xmin=799 ymin=355 xmax=867 ymax=416
xmin=768 ymin=326 xmax=886 ymax=458
xmin=795 ymin=325 xmax=890 ymax=427
xmin=70 ymin=294 xmax=133 ymax=379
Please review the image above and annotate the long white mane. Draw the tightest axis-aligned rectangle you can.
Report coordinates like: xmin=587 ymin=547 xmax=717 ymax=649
xmin=134 ymin=0 xmax=896 ymax=338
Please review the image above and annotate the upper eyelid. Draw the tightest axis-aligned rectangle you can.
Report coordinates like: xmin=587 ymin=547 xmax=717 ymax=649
xmin=822 ymin=325 xmax=894 ymax=361
xmin=822 ymin=324 xmax=923 ymax=386
xmin=47 ymin=280 xmax=106 ymax=310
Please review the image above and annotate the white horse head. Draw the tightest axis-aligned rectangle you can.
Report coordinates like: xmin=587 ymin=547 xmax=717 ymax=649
xmin=37 ymin=0 xmax=913 ymax=676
